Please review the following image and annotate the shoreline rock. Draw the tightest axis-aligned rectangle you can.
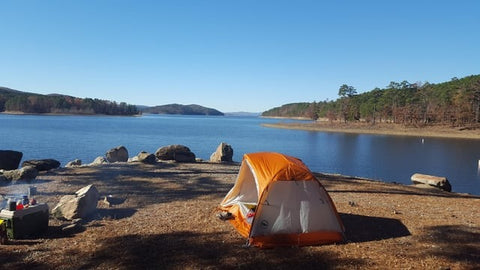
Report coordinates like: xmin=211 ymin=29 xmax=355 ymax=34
xmin=2 ymin=166 xmax=38 ymax=182
xmin=155 ymin=145 xmax=196 ymax=163
xmin=210 ymin=142 xmax=233 ymax=162
xmin=22 ymin=159 xmax=60 ymax=172
xmin=411 ymin=173 xmax=452 ymax=192
xmin=66 ymin=159 xmax=82 ymax=167
xmin=0 ymin=150 xmax=23 ymax=170
xmin=106 ymin=146 xmax=129 ymax=163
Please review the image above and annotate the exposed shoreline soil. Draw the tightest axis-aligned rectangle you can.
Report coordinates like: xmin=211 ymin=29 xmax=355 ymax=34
xmin=1 ymin=162 xmax=479 ymax=269
xmin=262 ymin=121 xmax=480 ymax=140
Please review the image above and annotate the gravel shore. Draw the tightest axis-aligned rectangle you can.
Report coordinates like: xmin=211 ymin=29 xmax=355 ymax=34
xmin=263 ymin=121 xmax=480 ymax=140
xmin=1 ymin=161 xmax=479 ymax=269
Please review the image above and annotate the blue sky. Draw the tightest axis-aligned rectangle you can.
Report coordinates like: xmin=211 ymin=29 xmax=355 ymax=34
xmin=1 ymin=1 xmax=479 ymax=112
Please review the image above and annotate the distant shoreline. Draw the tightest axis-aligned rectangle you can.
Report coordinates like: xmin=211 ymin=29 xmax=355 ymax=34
xmin=0 ymin=111 xmax=142 ymax=117
xmin=262 ymin=121 xmax=480 ymax=140
xmin=261 ymin=115 xmax=312 ymax=120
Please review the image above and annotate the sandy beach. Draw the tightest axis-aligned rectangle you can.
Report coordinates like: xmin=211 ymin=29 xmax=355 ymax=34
xmin=1 ymin=161 xmax=479 ymax=269
xmin=262 ymin=121 xmax=480 ymax=140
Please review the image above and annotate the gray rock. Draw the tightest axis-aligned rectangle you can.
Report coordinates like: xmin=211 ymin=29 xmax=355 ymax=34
xmin=52 ymin=184 xmax=100 ymax=220
xmin=90 ymin=156 xmax=108 ymax=165
xmin=72 ymin=218 xmax=83 ymax=224
xmin=61 ymin=223 xmax=83 ymax=232
xmin=103 ymin=195 xmax=125 ymax=207
xmin=106 ymin=146 xmax=129 ymax=162
xmin=127 ymin=156 xmax=138 ymax=162
xmin=173 ymin=151 xmax=196 ymax=163
xmin=136 ymin=151 xmax=156 ymax=164
xmin=210 ymin=142 xmax=234 ymax=162
xmin=411 ymin=173 xmax=452 ymax=192
xmin=0 ymin=150 xmax=23 ymax=170
xmin=155 ymin=145 xmax=196 ymax=163
xmin=2 ymin=166 xmax=38 ymax=181
xmin=22 ymin=159 xmax=60 ymax=171
xmin=66 ymin=159 xmax=82 ymax=167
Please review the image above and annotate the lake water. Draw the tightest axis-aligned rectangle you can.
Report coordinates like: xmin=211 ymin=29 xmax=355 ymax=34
xmin=1 ymin=114 xmax=480 ymax=195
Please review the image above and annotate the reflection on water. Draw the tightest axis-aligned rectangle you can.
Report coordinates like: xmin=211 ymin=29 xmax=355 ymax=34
xmin=477 ymin=160 xmax=480 ymax=176
xmin=1 ymin=114 xmax=479 ymax=195
xmin=302 ymin=132 xmax=480 ymax=195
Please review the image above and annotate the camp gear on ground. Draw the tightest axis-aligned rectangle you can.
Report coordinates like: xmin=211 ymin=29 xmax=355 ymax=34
xmin=0 ymin=219 xmax=7 ymax=244
xmin=16 ymin=201 xmax=23 ymax=210
xmin=0 ymin=203 xmax=49 ymax=239
xmin=22 ymin=195 xmax=29 ymax=205
xmin=8 ymin=199 xmax=16 ymax=211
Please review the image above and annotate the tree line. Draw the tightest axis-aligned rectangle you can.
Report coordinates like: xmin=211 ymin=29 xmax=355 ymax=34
xmin=263 ymin=74 xmax=480 ymax=127
xmin=0 ymin=90 xmax=139 ymax=116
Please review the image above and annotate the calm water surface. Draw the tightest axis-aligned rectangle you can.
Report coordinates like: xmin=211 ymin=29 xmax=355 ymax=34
xmin=1 ymin=114 xmax=479 ymax=195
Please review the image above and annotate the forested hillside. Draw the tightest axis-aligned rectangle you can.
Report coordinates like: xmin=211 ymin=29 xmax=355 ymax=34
xmin=261 ymin=103 xmax=315 ymax=119
xmin=262 ymin=74 xmax=480 ymax=127
xmin=0 ymin=87 xmax=139 ymax=115
xmin=142 ymin=104 xmax=224 ymax=115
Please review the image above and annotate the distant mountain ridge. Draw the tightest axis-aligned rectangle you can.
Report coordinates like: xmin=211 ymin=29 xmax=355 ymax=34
xmin=142 ymin=103 xmax=224 ymax=116
xmin=0 ymin=87 xmax=139 ymax=115
xmin=0 ymin=86 xmax=225 ymax=116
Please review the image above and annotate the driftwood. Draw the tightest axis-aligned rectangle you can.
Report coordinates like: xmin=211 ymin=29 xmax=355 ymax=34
xmin=411 ymin=173 xmax=452 ymax=192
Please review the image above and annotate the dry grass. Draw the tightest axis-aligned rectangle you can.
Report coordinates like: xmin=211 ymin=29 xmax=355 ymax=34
xmin=1 ymin=162 xmax=479 ymax=269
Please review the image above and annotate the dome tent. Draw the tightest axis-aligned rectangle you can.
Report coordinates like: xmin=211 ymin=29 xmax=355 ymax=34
xmin=219 ymin=152 xmax=344 ymax=248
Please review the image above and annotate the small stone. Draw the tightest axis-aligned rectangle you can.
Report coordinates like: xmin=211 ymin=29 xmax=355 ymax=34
xmin=66 ymin=159 xmax=82 ymax=167
xmin=90 ymin=156 xmax=108 ymax=166
xmin=62 ymin=223 xmax=83 ymax=232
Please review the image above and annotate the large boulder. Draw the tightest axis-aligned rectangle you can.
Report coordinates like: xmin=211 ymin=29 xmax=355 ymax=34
xmin=106 ymin=146 xmax=129 ymax=163
xmin=2 ymin=166 xmax=38 ymax=182
xmin=22 ymin=159 xmax=60 ymax=171
xmin=210 ymin=142 xmax=234 ymax=162
xmin=52 ymin=184 xmax=100 ymax=220
xmin=155 ymin=145 xmax=196 ymax=163
xmin=411 ymin=173 xmax=452 ymax=192
xmin=0 ymin=150 xmax=23 ymax=170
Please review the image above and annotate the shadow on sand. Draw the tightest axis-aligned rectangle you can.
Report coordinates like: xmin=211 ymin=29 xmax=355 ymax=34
xmin=417 ymin=225 xmax=480 ymax=264
xmin=73 ymin=231 xmax=366 ymax=269
xmin=340 ymin=213 xmax=410 ymax=243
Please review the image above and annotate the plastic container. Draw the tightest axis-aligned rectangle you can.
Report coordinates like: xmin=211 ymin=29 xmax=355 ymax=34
xmin=8 ymin=200 xmax=16 ymax=211
xmin=16 ymin=202 xmax=24 ymax=210
xmin=28 ymin=186 xmax=37 ymax=197
xmin=22 ymin=195 xmax=29 ymax=205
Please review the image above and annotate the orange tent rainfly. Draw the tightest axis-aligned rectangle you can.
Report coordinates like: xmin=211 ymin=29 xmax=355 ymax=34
xmin=219 ymin=152 xmax=344 ymax=248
